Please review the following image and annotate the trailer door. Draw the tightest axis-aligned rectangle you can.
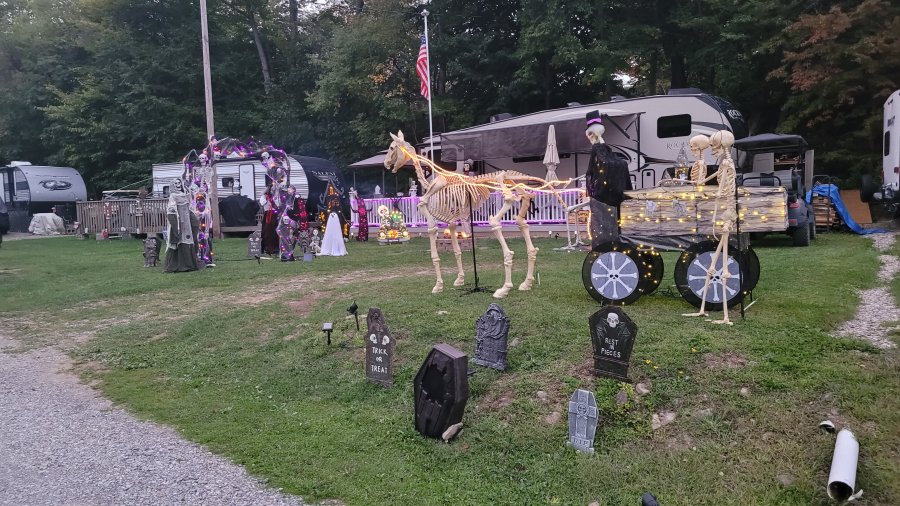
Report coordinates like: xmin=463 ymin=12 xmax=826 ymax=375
xmin=239 ymin=163 xmax=255 ymax=199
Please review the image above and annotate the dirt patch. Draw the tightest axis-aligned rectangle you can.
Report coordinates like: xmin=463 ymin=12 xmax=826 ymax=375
xmin=664 ymin=432 xmax=695 ymax=454
xmin=482 ymin=389 xmax=516 ymax=411
xmin=569 ymin=356 xmax=597 ymax=382
xmin=285 ymin=291 xmax=324 ymax=317
xmin=702 ymin=352 xmax=749 ymax=370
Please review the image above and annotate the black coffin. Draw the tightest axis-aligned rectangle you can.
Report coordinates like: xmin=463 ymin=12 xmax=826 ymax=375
xmin=413 ymin=344 xmax=469 ymax=438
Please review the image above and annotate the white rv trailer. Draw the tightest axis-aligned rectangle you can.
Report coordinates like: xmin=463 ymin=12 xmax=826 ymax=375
xmin=881 ymin=89 xmax=899 ymax=192
xmin=436 ymin=89 xmax=747 ymax=190
xmin=861 ymin=89 xmax=900 ymax=217
xmin=151 ymin=155 xmax=311 ymax=201
xmin=0 ymin=162 xmax=88 ymax=232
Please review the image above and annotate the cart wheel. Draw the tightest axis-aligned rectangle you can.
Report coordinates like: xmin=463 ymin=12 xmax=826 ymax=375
xmin=741 ymin=247 xmax=761 ymax=293
xmin=674 ymin=241 xmax=746 ymax=310
xmin=637 ymin=249 xmax=665 ymax=295
xmin=582 ymin=241 xmax=645 ymax=305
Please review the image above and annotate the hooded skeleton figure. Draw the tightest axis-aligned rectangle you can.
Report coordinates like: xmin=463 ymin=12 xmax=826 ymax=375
xmin=166 ymin=178 xmax=194 ymax=249
xmin=584 ymin=111 xmax=631 ymax=246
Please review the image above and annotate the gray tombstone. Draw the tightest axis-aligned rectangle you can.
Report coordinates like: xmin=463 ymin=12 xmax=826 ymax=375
xmin=143 ymin=237 xmax=161 ymax=267
xmin=365 ymin=308 xmax=394 ymax=387
xmin=247 ymin=231 xmax=262 ymax=259
xmin=567 ymin=389 xmax=598 ymax=453
xmin=472 ymin=303 xmax=510 ymax=371
xmin=590 ymin=306 xmax=638 ymax=382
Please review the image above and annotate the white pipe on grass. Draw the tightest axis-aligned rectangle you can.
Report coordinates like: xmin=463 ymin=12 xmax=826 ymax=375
xmin=827 ymin=428 xmax=860 ymax=501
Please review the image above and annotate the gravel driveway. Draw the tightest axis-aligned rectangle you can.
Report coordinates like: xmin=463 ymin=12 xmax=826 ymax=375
xmin=0 ymin=335 xmax=306 ymax=506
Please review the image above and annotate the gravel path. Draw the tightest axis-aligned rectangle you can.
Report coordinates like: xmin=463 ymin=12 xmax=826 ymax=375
xmin=832 ymin=232 xmax=899 ymax=350
xmin=0 ymin=336 xmax=306 ymax=506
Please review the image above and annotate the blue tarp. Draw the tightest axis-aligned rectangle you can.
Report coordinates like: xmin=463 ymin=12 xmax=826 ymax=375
xmin=805 ymin=184 xmax=886 ymax=235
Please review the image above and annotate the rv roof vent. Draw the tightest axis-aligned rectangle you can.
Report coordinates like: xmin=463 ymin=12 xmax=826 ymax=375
xmin=489 ymin=113 xmax=513 ymax=123
xmin=610 ymin=95 xmax=627 ymax=101
xmin=10 ymin=161 xmax=32 ymax=166
xmin=667 ymin=87 xmax=706 ymax=96
xmin=566 ymin=102 xmax=582 ymax=107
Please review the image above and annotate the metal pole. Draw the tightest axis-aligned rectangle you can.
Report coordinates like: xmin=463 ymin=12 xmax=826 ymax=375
xmin=422 ymin=10 xmax=434 ymax=162
xmin=200 ymin=0 xmax=221 ymax=239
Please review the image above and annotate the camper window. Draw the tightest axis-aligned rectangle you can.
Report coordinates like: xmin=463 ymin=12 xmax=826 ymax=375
xmin=657 ymin=114 xmax=692 ymax=138
xmin=223 ymin=177 xmax=235 ymax=188
xmin=885 ymin=131 xmax=890 ymax=156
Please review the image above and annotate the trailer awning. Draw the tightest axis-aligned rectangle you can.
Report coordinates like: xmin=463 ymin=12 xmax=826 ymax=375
xmin=733 ymin=133 xmax=808 ymax=151
xmin=439 ymin=105 xmax=639 ymax=162
xmin=348 ymin=151 xmax=413 ymax=168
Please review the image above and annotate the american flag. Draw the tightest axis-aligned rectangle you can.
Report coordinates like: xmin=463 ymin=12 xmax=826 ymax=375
xmin=416 ymin=34 xmax=430 ymax=100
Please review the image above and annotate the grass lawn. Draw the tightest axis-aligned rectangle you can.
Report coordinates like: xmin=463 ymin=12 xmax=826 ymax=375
xmin=0 ymin=232 xmax=897 ymax=505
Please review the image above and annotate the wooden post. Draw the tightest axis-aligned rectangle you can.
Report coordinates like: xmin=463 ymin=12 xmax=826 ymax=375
xmin=200 ymin=0 xmax=221 ymax=238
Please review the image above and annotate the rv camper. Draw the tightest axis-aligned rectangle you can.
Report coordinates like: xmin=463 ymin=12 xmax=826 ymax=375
xmin=151 ymin=154 xmax=350 ymax=221
xmin=0 ymin=162 xmax=87 ymax=232
xmin=437 ymin=89 xmax=748 ymax=190
xmin=862 ymin=89 xmax=900 ymax=219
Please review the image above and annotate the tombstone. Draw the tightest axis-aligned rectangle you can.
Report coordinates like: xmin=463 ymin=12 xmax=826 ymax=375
xmin=143 ymin=236 xmax=161 ymax=267
xmin=413 ymin=344 xmax=469 ymax=439
xmin=567 ymin=389 xmax=598 ymax=453
xmin=365 ymin=308 xmax=394 ymax=388
xmin=247 ymin=231 xmax=262 ymax=259
xmin=589 ymin=306 xmax=638 ymax=382
xmin=472 ymin=303 xmax=510 ymax=371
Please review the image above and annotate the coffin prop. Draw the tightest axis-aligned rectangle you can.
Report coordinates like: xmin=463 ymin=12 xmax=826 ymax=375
xmin=413 ymin=344 xmax=469 ymax=439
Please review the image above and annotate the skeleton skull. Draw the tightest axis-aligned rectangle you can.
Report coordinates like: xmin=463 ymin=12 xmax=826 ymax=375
xmin=171 ymin=178 xmax=184 ymax=193
xmin=585 ymin=123 xmax=606 ymax=145
xmin=688 ymin=135 xmax=710 ymax=157
xmin=198 ymin=153 xmax=208 ymax=165
xmin=606 ymin=312 xmax=619 ymax=329
xmin=709 ymin=130 xmax=735 ymax=157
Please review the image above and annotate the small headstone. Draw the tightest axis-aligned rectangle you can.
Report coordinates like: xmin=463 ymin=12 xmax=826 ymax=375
xmin=143 ymin=237 xmax=161 ymax=267
xmin=567 ymin=389 xmax=598 ymax=453
xmin=590 ymin=306 xmax=638 ymax=382
xmin=472 ymin=303 xmax=510 ymax=371
xmin=247 ymin=231 xmax=262 ymax=259
xmin=365 ymin=308 xmax=394 ymax=388
xmin=414 ymin=344 xmax=469 ymax=439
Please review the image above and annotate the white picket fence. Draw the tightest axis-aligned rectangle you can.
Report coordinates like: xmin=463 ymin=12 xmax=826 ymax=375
xmin=350 ymin=188 xmax=584 ymax=228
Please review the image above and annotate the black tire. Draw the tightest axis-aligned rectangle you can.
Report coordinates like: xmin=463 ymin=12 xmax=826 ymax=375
xmin=792 ymin=219 xmax=811 ymax=246
xmin=637 ymin=249 xmax=665 ymax=295
xmin=860 ymin=174 xmax=875 ymax=203
xmin=741 ymin=247 xmax=761 ymax=293
xmin=674 ymin=241 xmax=747 ymax=311
xmin=582 ymin=241 xmax=646 ymax=305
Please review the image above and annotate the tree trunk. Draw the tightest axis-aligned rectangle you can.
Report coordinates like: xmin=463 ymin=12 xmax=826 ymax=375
xmin=250 ymin=13 xmax=272 ymax=91
xmin=649 ymin=49 xmax=658 ymax=95
xmin=670 ymin=52 xmax=686 ymax=89
xmin=289 ymin=0 xmax=298 ymax=41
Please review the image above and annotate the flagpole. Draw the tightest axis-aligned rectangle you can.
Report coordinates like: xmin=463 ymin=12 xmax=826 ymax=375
xmin=422 ymin=9 xmax=434 ymax=162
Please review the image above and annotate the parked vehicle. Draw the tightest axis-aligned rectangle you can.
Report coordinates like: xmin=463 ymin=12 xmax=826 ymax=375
xmin=0 ymin=195 xmax=9 ymax=235
xmin=733 ymin=133 xmax=817 ymax=246
xmin=0 ymin=162 xmax=87 ymax=232
xmin=435 ymin=88 xmax=748 ymax=189
xmin=861 ymin=89 xmax=900 ymax=219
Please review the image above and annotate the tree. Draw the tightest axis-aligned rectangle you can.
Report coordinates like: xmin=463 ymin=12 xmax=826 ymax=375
xmin=771 ymin=0 xmax=899 ymax=181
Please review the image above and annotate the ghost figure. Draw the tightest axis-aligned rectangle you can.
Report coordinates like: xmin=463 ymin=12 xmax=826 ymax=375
xmin=606 ymin=312 xmax=620 ymax=329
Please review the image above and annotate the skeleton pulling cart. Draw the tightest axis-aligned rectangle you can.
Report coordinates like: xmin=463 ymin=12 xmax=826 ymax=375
xmin=582 ymin=131 xmax=789 ymax=323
